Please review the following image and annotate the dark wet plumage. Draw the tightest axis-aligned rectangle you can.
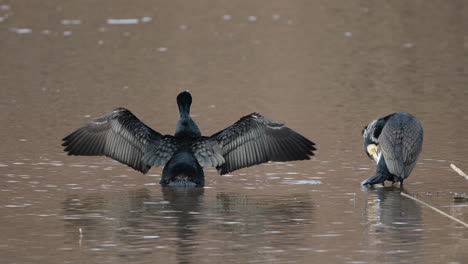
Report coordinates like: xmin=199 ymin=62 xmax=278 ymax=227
xmin=62 ymin=91 xmax=316 ymax=187
xmin=361 ymin=112 xmax=423 ymax=186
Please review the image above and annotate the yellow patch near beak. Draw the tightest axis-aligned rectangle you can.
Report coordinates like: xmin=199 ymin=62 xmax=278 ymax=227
xmin=367 ymin=144 xmax=378 ymax=156
xmin=366 ymin=144 xmax=381 ymax=162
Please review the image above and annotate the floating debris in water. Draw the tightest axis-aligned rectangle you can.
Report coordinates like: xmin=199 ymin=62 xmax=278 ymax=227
xmin=281 ymin=180 xmax=322 ymax=185
xmin=107 ymin=18 xmax=139 ymax=25
xmin=4 ymin=204 xmax=32 ymax=208
xmin=312 ymin=234 xmax=342 ymax=237
xmin=100 ymin=243 xmax=117 ymax=247
xmin=401 ymin=192 xmax=468 ymax=228
xmin=141 ymin=17 xmax=152 ymax=23
xmin=453 ymin=193 xmax=468 ymax=202
xmin=11 ymin=28 xmax=32 ymax=34
xmin=264 ymin=231 xmax=283 ymax=234
xmin=143 ymin=236 xmax=160 ymax=239
xmin=223 ymin=221 xmax=241 ymax=225
xmin=247 ymin=16 xmax=257 ymax=22
xmin=403 ymin=42 xmax=414 ymax=48
xmin=0 ymin=14 xmax=10 ymax=23
xmin=450 ymin=163 xmax=468 ymax=180
xmin=272 ymin=14 xmax=281 ymax=21
xmin=61 ymin=19 xmax=81 ymax=25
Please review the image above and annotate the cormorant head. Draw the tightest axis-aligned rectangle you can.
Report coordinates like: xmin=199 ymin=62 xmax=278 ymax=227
xmin=362 ymin=114 xmax=393 ymax=162
xmin=177 ymin=91 xmax=192 ymax=116
xmin=362 ymin=119 xmax=381 ymax=161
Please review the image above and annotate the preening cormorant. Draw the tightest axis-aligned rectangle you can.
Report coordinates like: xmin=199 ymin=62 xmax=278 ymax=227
xmin=361 ymin=112 xmax=423 ymax=186
xmin=62 ymin=91 xmax=316 ymax=187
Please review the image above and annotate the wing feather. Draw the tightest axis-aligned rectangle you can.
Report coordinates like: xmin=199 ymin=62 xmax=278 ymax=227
xmin=208 ymin=113 xmax=316 ymax=174
xmin=62 ymin=108 xmax=164 ymax=173
xmin=380 ymin=118 xmax=404 ymax=177
xmin=380 ymin=113 xmax=423 ymax=179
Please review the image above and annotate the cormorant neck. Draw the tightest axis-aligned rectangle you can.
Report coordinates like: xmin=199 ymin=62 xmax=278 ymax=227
xmin=178 ymin=103 xmax=190 ymax=117
xmin=175 ymin=91 xmax=200 ymax=137
xmin=175 ymin=116 xmax=201 ymax=137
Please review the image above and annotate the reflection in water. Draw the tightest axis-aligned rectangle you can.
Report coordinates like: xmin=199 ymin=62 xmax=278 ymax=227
xmin=362 ymin=187 xmax=423 ymax=262
xmin=63 ymin=187 xmax=204 ymax=263
xmin=62 ymin=188 xmax=314 ymax=263
xmin=160 ymin=187 xmax=205 ymax=264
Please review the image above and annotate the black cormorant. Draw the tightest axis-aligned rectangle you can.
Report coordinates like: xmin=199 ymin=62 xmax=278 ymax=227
xmin=361 ymin=112 xmax=423 ymax=186
xmin=62 ymin=91 xmax=316 ymax=187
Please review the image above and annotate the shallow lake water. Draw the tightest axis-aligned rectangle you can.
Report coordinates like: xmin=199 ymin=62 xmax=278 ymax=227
xmin=1 ymin=1 xmax=467 ymax=263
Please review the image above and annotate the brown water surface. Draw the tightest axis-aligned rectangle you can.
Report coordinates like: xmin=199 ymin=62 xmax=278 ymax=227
xmin=1 ymin=1 xmax=467 ymax=263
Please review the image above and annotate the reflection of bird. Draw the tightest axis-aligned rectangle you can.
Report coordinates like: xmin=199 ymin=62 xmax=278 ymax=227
xmin=63 ymin=91 xmax=315 ymax=187
xmin=361 ymin=112 xmax=423 ymax=186
xmin=362 ymin=187 xmax=423 ymax=262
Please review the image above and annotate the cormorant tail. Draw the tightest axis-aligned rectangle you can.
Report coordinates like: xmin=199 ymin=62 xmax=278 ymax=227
xmin=361 ymin=172 xmax=389 ymax=185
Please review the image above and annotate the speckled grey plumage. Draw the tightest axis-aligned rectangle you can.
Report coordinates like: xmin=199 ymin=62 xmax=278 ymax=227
xmin=361 ymin=112 xmax=423 ymax=185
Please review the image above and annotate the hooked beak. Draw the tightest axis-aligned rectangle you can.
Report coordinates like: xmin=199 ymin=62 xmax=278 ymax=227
xmin=366 ymin=144 xmax=382 ymax=163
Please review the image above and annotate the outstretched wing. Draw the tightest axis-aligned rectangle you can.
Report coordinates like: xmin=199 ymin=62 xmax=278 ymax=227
xmin=194 ymin=113 xmax=315 ymax=174
xmin=62 ymin=108 xmax=166 ymax=173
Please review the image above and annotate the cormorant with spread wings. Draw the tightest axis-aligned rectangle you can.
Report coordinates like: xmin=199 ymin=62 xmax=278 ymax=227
xmin=63 ymin=91 xmax=316 ymax=187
